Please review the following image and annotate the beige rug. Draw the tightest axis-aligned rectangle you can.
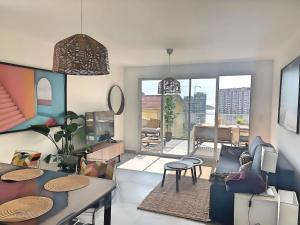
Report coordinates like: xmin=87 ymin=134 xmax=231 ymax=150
xmin=138 ymin=175 xmax=211 ymax=222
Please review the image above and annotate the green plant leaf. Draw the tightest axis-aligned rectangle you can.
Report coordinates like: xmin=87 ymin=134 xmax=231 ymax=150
xmin=31 ymin=125 xmax=50 ymax=136
xmin=54 ymin=131 xmax=65 ymax=142
xmin=44 ymin=154 xmax=52 ymax=163
xmin=66 ymin=123 xmax=78 ymax=133
xmin=164 ymin=96 xmax=176 ymax=132
xmin=65 ymin=111 xmax=79 ymax=120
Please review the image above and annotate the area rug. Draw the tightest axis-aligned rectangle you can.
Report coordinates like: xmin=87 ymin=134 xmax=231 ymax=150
xmin=138 ymin=175 xmax=211 ymax=222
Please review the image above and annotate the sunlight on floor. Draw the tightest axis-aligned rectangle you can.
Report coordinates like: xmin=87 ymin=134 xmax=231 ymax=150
xmin=118 ymin=155 xmax=212 ymax=180
xmin=117 ymin=155 xmax=159 ymax=171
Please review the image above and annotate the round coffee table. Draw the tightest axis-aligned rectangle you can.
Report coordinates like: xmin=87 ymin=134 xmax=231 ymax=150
xmin=161 ymin=161 xmax=195 ymax=192
xmin=180 ymin=156 xmax=203 ymax=181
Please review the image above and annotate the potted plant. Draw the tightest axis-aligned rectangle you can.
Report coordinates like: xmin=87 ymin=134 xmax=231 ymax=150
xmin=236 ymin=116 xmax=245 ymax=126
xmin=164 ymin=96 xmax=176 ymax=142
xmin=31 ymin=111 xmax=85 ymax=172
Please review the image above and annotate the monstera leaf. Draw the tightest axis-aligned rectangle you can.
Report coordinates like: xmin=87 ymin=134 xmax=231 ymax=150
xmin=65 ymin=123 xmax=78 ymax=134
xmin=54 ymin=131 xmax=65 ymax=142
xmin=31 ymin=125 xmax=50 ymax=136
xmin=65 ymin=111 xmax=79 ymax=120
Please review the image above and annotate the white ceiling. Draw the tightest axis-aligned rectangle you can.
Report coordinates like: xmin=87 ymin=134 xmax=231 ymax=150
xmin=0 ymin=0 xmax=300 ymax=66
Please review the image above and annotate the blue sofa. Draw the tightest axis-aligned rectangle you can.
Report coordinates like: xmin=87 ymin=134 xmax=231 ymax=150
xmin=209 ymin=136 xmax=295 ymax=225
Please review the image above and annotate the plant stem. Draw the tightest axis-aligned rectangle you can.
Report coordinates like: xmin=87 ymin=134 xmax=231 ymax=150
xmin=48 ymin=135 xmax=61 ymax=152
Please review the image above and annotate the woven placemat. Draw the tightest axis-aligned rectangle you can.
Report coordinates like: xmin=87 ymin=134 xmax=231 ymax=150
xmin=1 ymin=169 xmax=44 ymax=181
xmin=0 ymin=196 xmax=53 ymax=222
xmin=44 ymin=175 xmax=90 ymax=192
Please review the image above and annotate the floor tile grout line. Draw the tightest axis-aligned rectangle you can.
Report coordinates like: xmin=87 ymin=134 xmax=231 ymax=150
xmin=142 ymin=157 xmax=161 ymax=171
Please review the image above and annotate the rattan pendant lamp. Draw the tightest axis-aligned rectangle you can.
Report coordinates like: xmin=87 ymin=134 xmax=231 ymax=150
xmin=158 ymin=49 xmax=181 ymax=95
xmin=52 ymin=0 xmax=109 ymax=75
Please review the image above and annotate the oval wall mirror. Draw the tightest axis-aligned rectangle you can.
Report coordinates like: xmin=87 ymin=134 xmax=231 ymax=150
xmin=108 ymin=85 xmax=125 ymax=115
xmin=37 ymin=78 xmax=52 ymax=106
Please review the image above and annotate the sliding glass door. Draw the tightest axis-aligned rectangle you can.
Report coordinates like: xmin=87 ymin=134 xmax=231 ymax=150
xmin=162 ymin=79 xmax=189 ymax=156
xmin=139 ymin=75 xmax=251 ymax=158
xmin=218 ymin=75 xmax=251 ymax=147
xmin=140 ymin=79 xmax=190 ymax=156
xmin=141 ymin=80 xmax=162 ymax=154
xmin=189 ymin=79 xmax=217 ymax=157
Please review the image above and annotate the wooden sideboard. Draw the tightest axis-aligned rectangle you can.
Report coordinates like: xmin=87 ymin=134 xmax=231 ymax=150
xmin=87 ymin=140 xmax=124 ymax=162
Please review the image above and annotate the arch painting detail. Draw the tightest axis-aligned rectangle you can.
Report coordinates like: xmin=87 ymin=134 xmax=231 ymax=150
xmin=37 ymin=78 xmax=52 ymax=106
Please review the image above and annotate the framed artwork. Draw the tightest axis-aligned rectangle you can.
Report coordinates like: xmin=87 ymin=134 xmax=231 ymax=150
xmin=0 ymin=61 xmax=67 ymax=134
xmin=278 ymin=56 xmax=300 ymax=133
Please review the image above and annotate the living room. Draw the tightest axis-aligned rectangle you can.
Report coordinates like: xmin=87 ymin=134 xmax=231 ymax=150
xmin=0 ymin=0 xmax=300 ymax=225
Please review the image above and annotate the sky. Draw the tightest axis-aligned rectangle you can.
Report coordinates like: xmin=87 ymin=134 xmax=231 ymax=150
xmin=142 ymin=75 xmax=251 ymax=106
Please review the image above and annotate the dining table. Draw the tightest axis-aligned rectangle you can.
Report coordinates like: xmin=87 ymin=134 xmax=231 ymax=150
xmin=0 ymin=163 xmax=116 ymax=225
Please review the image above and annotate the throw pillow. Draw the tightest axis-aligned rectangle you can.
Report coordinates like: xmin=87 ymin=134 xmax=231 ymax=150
xmin=11 ymin=151 xmax=41 ymax=168
xmin=79 ymin=158 xmax=116 ymax=180
xmin=239 ymin=161 xmax=252 ymax=172
xmin=239 ymin=151 xmax=252 ymax=165
xmin=225 ymin=172 xmax=243 ymax=182
xmin=248 ymin=136 xmax=264 ymax=157
xmin=105 ymin=160 xmax=116 ymax=180
xmin=79 ymin=158 xmax=107 ymax=178
xmin=225 ymin=170 xmax=266 ymax=194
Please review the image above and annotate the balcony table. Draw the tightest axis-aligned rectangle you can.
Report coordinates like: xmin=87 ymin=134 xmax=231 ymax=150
xmin=0 ymin=163 xmax=115 ymax=225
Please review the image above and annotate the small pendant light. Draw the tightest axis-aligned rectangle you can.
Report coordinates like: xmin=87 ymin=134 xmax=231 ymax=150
xmin=158 ymin=49 xmax=181 ymax=95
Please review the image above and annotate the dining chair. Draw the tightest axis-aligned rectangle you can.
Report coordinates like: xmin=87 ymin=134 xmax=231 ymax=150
xmin=11 ymin=151 xmax=42 ymax=168
xmin=74 ymin=157 xmax=117 ymax=225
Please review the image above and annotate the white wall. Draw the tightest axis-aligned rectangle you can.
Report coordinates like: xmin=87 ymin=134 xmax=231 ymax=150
xmin=270 ymin=31 xmax=300 ymax=172
xmin=124 ymin=60 xmax=273 ymax=151
xmin=0 ymin=30 xmax=124 ymax=163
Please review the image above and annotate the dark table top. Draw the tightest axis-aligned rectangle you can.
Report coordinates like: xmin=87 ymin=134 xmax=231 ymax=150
xmin=164 ymin=161 xmax=194 ymax=170
xmin=0 ymin=163 xmax=116 ymax=225
xmin=180 ymin=157 xmax=204 ymax=166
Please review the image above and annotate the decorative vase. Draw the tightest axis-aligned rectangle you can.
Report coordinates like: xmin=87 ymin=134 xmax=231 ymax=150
xmin=57 ymin=154 xmax=78 ymax=173
xmin=165 ymin=131 xmax=172 ymax=142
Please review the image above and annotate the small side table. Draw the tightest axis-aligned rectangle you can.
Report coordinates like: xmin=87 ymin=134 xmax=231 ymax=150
xmin=180 ymin=156 xmax=203 ymax=181
xmin=278 ymin=190 xmax=299 ymax=225
xmin=161 ymin=161 xmax=195 ymax=192
xmin=234 ymin=186 xmax=279 ymax=225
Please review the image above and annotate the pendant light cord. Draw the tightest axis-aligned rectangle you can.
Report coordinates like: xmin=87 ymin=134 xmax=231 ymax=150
xmin=80 ymin=0 xmax=83 ymax=34
xmin=169 ymin=52 xmax=171 ymax=75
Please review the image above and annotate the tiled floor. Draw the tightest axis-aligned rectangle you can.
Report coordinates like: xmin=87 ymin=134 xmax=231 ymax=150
xmin=110 ymin=169 xmax=218 ymax=225
xmin=142 ymin=138 xmax=222 ymax=158
xmin=86 ymin=154 xmax=219 ymax=225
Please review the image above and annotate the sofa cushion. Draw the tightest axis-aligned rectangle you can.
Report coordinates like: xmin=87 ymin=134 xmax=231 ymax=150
xmin=251 ymin=143 xmax=274 ymax=173
xmin=225 ymin=170 xmax=266 ymax=194
xmin=220 ymin=145 xmax=247 ymax=159
xmin=216 ymin=156 xmax=241 ymax=174
xmin=249 ymin=136 xmax=264 ymax=157
xmin=251 ymin=144 xmax=262 ymax=173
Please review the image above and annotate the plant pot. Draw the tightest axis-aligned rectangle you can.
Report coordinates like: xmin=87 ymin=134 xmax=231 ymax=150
xmin=165 ymin=131 xmax=172 ymax=142
xmin=57 ymin=154 xmax=78 ymax=173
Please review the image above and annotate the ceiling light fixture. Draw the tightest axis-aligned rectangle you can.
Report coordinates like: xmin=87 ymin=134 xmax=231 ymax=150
xmin=52 ymin=0 xmax=110 ymax=75
xmin=158 ymin=48 xmax=181 ymax=94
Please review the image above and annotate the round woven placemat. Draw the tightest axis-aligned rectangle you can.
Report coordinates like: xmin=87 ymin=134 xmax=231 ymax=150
xmin=44 ymin=175 xmax=90 ymax=192
xmin=1 ymin=169 xmax=44 ymax=181
xmin=0 ymin=196 xmax=53 ymax=223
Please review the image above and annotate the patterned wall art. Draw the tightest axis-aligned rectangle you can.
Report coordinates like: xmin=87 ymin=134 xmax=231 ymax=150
xmin=0 ymin=62 xmax=66 ymax=134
